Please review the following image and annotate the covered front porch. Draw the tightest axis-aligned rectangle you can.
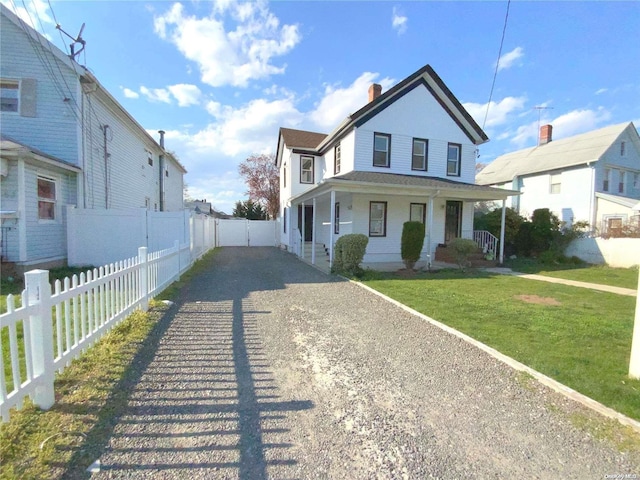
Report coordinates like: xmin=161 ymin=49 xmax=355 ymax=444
xmin=280 ymin=172 xmax=518 ymax=272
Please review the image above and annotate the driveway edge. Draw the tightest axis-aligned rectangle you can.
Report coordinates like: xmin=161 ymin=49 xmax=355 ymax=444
xmin=352 ymin=279 xmax=640 ymax=434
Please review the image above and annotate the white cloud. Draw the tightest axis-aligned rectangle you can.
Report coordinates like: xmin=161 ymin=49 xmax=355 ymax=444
xmin=462 ymin=96 xmax=527 ymax=129
xmin=509 ymin=107 xmax=612 ymax=147
xmin=310 ymin=72 xmax=394 ymax=130
xmin=497 ymin=46 xmax=524 ymax=72
xmin=167 ymin=84 xmax=202 ymax=107
xmin=154 ymin=1 xmax=301 ymax=88
xmin=122 ymin=87 xmax=140 ymax=99
xmin=139 ymin=86 xmax=172 ymax=104
xmin=595 ymin=88 xmax=608 ymax=95
xmin=392 ymin=6 xmax=408 ymax=35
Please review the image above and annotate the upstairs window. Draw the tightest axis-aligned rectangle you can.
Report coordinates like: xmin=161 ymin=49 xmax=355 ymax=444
xmin=300 ymin=156 xmax=314 ymax=184
xmin=0 ymin=80 xmax=19 ymax=113
xmin=412 ymin=138 xmax=428 ymax=171
xmin=549 ymin=173 xmax=561 ymax=194
xmin=447 ymin=143 xmax=461 ymax=176
xmin=619 ymin=171 xmax=626 ymax=194
xmin=373 ymin=133 xmax=391 ymax=167
xmin=634 ymin=172 xmax=640 ymax=189
xmin=37 ymin=176 xmax=57 ymax=220
xmin=146 ymin=149 xmax=153 ymax=166
xmin=621 ymin=141 xmax=626 ymax=156
xmin=603 ymin=168 xmax=611 ymax=192
xmin=334 ymin=144 xmax=341 ymax=174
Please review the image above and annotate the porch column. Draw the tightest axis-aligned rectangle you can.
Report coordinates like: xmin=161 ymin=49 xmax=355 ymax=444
xmin=426 ymin=195 xmax=434 ymax=267
xmin=301 ymin=202 xmax=305 ymax=259
xmin=499 ymin=198 xmax=506 ymax=265
xmin=329 ymin=190 xmax=335 ymax=269
xmin=17 ymin=158 xmax=27 ymax=262
xmin=311 ymin=197 xmax=317 ymax=265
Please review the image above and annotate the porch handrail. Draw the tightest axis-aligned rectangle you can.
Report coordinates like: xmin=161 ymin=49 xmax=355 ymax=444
xmin=473 ymin=230 xmax=499 ymax=259
xmin=294 ymin=229 xmax=303 ymax=257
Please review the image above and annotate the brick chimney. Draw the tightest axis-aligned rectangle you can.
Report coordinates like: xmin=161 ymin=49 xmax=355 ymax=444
xmin=368 ymin=83 xmax=382 ymax=103
xmin=539 ymin=124 xmax=553 ymax=145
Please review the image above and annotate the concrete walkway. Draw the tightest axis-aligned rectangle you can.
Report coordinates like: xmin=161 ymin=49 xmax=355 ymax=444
xmin=484 ymin=267 xmax=638 ymax=296
xmin=90 ymin=248 xmax=639 ymax=479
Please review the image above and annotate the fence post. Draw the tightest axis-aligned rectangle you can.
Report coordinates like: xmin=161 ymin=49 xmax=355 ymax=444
xmin=174 ymin=240 xmax=181 ymax=281
xmin=25 ymin=270 xmax=55 ymax=410
xmin=138 ymin=247 xmax=149 ymax=311
xmin=629 ymin=267 xmax=640 ymax=379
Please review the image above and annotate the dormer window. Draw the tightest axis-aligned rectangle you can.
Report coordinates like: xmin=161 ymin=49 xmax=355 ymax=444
xmin=300 ymin=156 xmax=314 ymax=184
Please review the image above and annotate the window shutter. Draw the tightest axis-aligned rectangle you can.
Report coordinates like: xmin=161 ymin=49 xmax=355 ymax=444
xmin=20 ymin=78 xmax=37 ymax=117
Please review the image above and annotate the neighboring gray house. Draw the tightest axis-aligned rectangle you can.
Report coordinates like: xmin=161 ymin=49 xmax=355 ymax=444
xmin=276 ymin=64 xmax=517 ymax=270
xmin=0 ymin=4 xmax=186 ymax=272
xmin=476 ymin=122 xmax=640 ymax=234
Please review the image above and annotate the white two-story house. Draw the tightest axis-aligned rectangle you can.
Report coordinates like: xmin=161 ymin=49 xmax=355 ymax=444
xmin=276 ymin=64 xmax=517 ymax=270
xmin=0 ymin=4 xmax=186 ymax=272
xmin=476 ymin=122 xmax=640 ymax=235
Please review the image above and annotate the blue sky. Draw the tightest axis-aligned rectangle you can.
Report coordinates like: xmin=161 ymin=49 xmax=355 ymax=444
xmin=5 ymin=0 xmax=640 ymax=214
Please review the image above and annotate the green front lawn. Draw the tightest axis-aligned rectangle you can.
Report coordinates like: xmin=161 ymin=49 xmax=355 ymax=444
xmin=505 ymin=258 xmax=640 ymax=290
xmin=362 ymin=270 xmax=640 ymax=421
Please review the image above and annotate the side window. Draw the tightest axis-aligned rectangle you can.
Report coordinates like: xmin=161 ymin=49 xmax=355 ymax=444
xmin=334 ymin=144 xmax=341 ymax=174
xmin=300 ymin=156 xmax=314 ymax=184
xmin=369 ymin=201 xmax=387 ymax=237
xmin=0 ymin=79 xmax=19 ymax=112
xmin=37 ymin=176 xmax=57 ymax=221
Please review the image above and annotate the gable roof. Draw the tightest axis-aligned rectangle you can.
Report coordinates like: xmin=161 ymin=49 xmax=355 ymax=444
xmin=276 ymin=64 xmax=488 ymax=164
xmin=595 ymin=192 xmax=640 ymax=209
xmin=476 ymin=122 xmax=638 ymax=185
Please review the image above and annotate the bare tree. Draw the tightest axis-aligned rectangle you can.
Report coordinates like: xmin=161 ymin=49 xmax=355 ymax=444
xmin=238 ymin=153 xmax=279 ymax=219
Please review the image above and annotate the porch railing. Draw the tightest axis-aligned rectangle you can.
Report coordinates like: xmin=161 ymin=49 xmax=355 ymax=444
xmin=473 ymin=230 xmax=499 ymax=259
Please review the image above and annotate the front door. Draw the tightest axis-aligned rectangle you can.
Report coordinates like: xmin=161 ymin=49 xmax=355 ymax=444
xmin=445 ymin=201 xmax=462 ymax=243
xmin=297 ymin=205 xmax=313 ymax=241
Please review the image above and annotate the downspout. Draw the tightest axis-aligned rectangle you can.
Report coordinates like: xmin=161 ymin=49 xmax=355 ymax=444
xmin=588 ymin=162 xmax=597 ymax=234
xmin=158 ymin=130 xmax=165 ymax=212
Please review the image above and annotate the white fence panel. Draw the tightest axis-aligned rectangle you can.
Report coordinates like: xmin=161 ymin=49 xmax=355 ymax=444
xmin=217 ymin=219 xmax=249 ymax=246
xmin=0 ymin=240 xmax=195 ymax=423
xmin=147 ymin=210 xmax=191 ymax=253
xmin=566 ymin=237 xmax=640 ymax=268
xmin=248 ymin=220 xmax=277 ymax=246
xmin=67 ymin=207 xmax=147 ymax=266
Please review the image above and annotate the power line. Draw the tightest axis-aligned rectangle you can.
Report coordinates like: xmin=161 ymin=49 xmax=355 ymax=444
xmin=482 ymin=0 xmax=512 ymax=131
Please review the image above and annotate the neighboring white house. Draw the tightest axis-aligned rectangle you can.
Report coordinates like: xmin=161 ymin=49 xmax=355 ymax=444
xmin=276 ymin=64 xmax=517 ymax=270
xmin=0 ymin=4 xmax=186 ymax=272
xmin=476 ymin=122 xmax=640 ymax=234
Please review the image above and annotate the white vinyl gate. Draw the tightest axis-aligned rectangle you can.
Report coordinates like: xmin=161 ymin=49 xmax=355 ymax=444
xmin=216 ymin=219 xmax=277 ymax=247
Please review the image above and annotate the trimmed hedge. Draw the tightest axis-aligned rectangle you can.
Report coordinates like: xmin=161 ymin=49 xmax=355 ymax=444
xmin=401 ymin=221 xmax=425 ymax=270
xmin=332 ymin=234 xmax=368 ymax=276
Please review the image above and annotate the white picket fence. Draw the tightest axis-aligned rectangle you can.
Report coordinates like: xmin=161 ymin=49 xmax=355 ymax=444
xmin=0 ymin=240 xmax=200 ymax=422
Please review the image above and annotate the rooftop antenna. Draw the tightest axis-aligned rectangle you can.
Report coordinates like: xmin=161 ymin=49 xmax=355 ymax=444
xmin=533 ymin=105 xmax=554 ymax=136
xmin=56 ymin=22 xmax=86 ymax=61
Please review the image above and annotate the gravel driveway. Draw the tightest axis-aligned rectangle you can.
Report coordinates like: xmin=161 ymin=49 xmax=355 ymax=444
xmin=92 ymin=247 xmax=639 ymax=479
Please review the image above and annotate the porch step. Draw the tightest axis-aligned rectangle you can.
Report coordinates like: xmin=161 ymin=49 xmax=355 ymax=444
xmin=302 ymin=243 xmax=330 ymax=263
xmin=434 ymin=245 xmax=497 ymax=267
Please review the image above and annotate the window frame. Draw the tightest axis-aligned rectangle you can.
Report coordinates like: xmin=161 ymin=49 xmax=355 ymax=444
xmin=411 ymin=138 xmax=428 ymax=171
xmin=146 ymin=149 xmax=153 ymax=167
xmin=373 ymin=132 xmax=391 ymax=168
xmin=621 ymin=141 xmax=626 ymax=157
xmin=634 ymin=172 xmax=640 ymax=189
xmin=549 ymin=173 xmax=561 ymax=194
xmin=619 ymin=171 xmax=626 ymax=194
xmin=283 ymin=165 xmax=286 ymax=188
xmin=334 ymin=143 xmax=341 ymax=174
xmin=0 ymin=79 xmax=19 ymax=114
xmin=300 ymin=155 xmax=314 ymax=184
xmin=410 ymin=203 xmax=426 ymax=223
xmin=369 ymin=201 xmax=388 ymax=237
xmin=603 ymin=168 xmax=611 ymax=192
xmin=446 ymin=143 xmax=461 ymax=177
xmin=334 ymin=202 xmax=340 ymax=234
xmin=37 ymin=175 xmax=57 ymax=222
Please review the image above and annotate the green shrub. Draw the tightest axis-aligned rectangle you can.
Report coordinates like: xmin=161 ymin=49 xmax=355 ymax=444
xmin=473 ymin=207 xmax=525 ymax=252
xmin=401 ymin=221 xmax=425 ymax=270
xmin=332 ymin=234 xmax=368 ymax=276
xmin=449 ymin=238 xmax=478 ymax=271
